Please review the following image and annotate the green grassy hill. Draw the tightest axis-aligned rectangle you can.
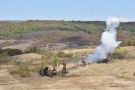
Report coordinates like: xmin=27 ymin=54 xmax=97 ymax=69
xmin=1 ymin=20 xmax=135 ymax=39
xmin=0 ymin=20 xmax=135 ymax=47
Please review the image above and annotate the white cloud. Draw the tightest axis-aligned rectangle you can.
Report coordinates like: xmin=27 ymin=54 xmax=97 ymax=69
xmin=119 ymin=17 xmax=135 ymax=22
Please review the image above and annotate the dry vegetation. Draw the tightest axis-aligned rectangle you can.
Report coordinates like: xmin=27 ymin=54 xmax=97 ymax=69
xmin=0 ymin=46 xmax=135 ymax=90
xmin=0 ymin=20 xmax=135 ymax=90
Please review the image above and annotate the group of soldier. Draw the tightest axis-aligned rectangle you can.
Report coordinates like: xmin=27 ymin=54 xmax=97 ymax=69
xmin=39 ymin=61 xmax=67 ymax=77
xmin=39 ymin=58 xmax=86 ymax=77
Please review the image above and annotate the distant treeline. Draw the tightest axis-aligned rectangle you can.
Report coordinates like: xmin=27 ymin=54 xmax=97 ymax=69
xmin=0 ymin=20 xmax=135 ymax=39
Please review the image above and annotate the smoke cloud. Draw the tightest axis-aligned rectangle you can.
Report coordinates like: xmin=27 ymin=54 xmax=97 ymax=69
xmin=84 ymin=16 xmax=122 ymax=63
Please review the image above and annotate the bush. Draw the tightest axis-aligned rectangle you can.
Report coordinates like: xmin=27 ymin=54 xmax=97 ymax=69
xmin=10 ymin=65 xmax=31 ymax=77
xmin=64 ymin=53 xmax=74 ymax=58
xmin=53 ymin=56 xmax=60 ymax=67
xmin=30 ymin=47 xmax=38 ymax=53
xmin=24 ymin=47 xmax=40 ymax=53
xmin=57 ymin=51 xmax=65 ymax=58
xmin=45 ymin=53 xmax=52 ymax=59
xmin=57 ymin=51 xmax=73 ymax=58
xmin=30 ymin=66 xmax=42 ymax=73
xmin=2 ymin=48 xmax=23 ymax=56
xmin=120 ymin=40 xmax=135 ymax=47
xmin=0 ymin=52 xmax=11 ymax=64
xmin=40 ymin=56 xmax=47 ymax=70
xmin=111 ymin=49 xmax=128 ymax=59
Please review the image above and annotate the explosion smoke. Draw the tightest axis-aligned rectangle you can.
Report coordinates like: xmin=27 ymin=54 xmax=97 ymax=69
xmin=84 ymin=17 xmax=122 ymax=63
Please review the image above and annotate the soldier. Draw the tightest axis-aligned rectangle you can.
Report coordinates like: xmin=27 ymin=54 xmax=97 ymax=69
xmin=52 ymin=67 xmax=57 ymax=76
xmin=79 ymin=58 xmax=86 ymax=67
xmin=39 ymin=67 xmax=56 ymax=77
xmin=81 ymin=59 xmax=86 ymax=67
xmin=62 ymin=61 xmax=67 ymax=75
xmin=46 ymin=68 xmax=53 ymax=77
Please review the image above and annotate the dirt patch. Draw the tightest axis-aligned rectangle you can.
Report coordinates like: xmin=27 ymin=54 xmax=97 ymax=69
xmin=0 ymin=74 xmax=134 ymax=90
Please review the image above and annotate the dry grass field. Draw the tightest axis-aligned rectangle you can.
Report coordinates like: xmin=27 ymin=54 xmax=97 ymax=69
xmin=0 ymin=46 xmax=135 ymax=90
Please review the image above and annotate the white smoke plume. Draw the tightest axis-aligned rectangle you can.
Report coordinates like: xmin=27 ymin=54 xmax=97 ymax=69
xmin=84 ymin=16 xmax=122 ymax=63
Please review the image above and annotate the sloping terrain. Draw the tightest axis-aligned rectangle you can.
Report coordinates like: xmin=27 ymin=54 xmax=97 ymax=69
xmin=0 ymin=30 xmax=101 ymax=50
xmin=0 ymin=30 xmax=129 ymax=51
xmin=0 ymin=20 xmax=135 ymax=90
xmin=0 ymin=20 xmax=134 ymax=51
xmin=0 ymin=47 xmax=135 ymax=90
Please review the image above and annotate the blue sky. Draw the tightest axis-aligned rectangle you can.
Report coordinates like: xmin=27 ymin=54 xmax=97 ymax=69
xmin=0 ymin=0 xmax=135 ymax=21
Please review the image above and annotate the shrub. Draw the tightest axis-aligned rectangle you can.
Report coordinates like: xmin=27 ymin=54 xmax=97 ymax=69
xmin=2 ymin=48 xmax=23 ymax=56
xmin=10 ymin=65 xmax=31 ymax=77
xmin=0 ymin=52 xmax=11 ymax=64
xmin=24 ymin=47 xmax=42 ymax=54
xmin=30 ymin=47 xmax=38 ymax=53
xmin=64 ymin=53 xmax=74 ymax=58
xmin=120 ymin=40 xmax=135 ymax=47
xmin=45 ymin=53 xmax=52 ymax=59
xmin=111 ymin=49 xmax=128 ymax=59
xmin=57 ymin=51 xmax=73 ymax=58
xmin=53 ymin=56 xmax=60 ymax=67
xmin=34 ymin=50 xmax=53 ymax=59
xmin=57 ymin=51 xmax=65 ymax=58
xmin=30 ymin=66 xmax=42 ymax=73
xmin=31 ymin=58 xmax=47 ymax=73
xmin=40 ymin=56 xmax=47 ymax=70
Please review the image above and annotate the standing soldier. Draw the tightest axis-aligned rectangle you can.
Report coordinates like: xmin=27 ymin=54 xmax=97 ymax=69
xmin=62 ymin=61 xmax=67 ymax=75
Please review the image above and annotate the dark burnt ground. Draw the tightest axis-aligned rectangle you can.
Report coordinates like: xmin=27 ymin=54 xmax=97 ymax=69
xmin=20 ymin=30 xmax=101 ymax=49
xmin=23 ymin=30 xmax=129 ymax=49
xmin=0 ymin=30 xmax=129 ymax=50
